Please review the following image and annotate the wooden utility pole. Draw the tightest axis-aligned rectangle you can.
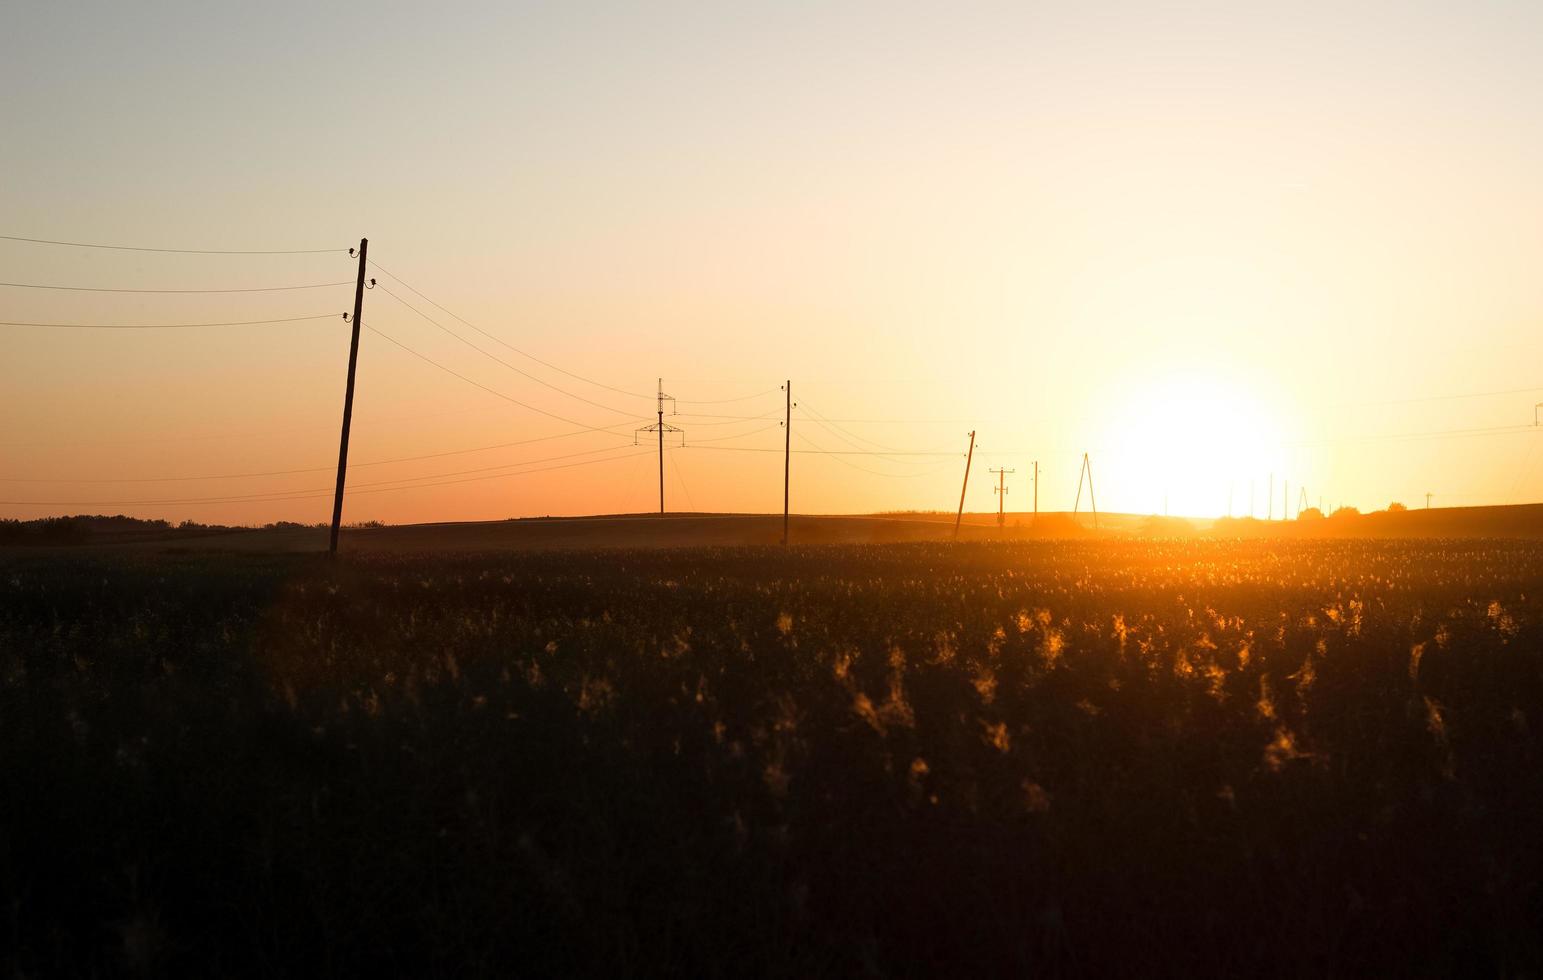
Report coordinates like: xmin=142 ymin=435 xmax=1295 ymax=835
xmin=953 ymin=431 xmax=976 ymax=540
xmin=1426 ymin=491 xmax=1433 ymax=509
xmin=990 ymin=467 xmax=1014 ymax=527
xmin=636 ymin=380 xmax=682 ymax=515
xmin=329 ymin=238 xmax=371 ymax=557
xmin=781 ymin=380 xmax=792 ymax=545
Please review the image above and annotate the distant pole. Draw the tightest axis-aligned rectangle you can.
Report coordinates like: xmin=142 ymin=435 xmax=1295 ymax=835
xmin=1426 ymin=491 xmax=1433 ymax=509
xmin=636 ymin=380 xmax=682 ymax=516
xmin=990 ymin=467 xmax=1014 ymax=528
xmin=781 ymin=380 xmax=791 ymax=545
xmin=953 ymin=431 xmax=976 ymax=540
xmin=329 ymin=238 xmax=371 ymax=557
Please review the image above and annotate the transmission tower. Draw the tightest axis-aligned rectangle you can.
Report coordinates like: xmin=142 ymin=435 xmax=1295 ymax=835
xmin=636 ymin=378 xmax=684 ymax=515
xmin=1072 ymin=453 xmax=1099 ymax=529
xmin=990 ymin=467 xmax=1014 ymax=528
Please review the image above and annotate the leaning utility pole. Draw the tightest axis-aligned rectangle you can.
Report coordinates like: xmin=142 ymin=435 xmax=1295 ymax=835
xmin=636 ymin=379 xmax=683 ymax=515
xmin=781 ymin=380 xmax=792 ymax=545
xmin=953 ymin=431 xmax=976 ymax=540
xmin=990 ymin=467 xmax=1014 ymax=527
xmin=329 ymin=238 xmax=374 ymax=557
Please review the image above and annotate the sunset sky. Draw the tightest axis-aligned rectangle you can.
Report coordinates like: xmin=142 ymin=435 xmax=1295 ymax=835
xmin=4 ymin=1 xmax=1543 ymax=524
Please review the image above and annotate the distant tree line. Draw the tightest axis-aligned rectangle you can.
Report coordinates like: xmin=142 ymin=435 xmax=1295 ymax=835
xmin=0 ymin=515 xmax=385 ymax=546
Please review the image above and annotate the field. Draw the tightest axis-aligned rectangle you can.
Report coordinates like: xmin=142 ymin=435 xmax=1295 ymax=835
xmin=4 ymin=539 xmax=1542 ymax=977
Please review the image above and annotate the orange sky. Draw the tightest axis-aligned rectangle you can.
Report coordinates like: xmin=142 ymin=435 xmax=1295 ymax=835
xmin=4 ymin=2 xmax=1543 ymax=525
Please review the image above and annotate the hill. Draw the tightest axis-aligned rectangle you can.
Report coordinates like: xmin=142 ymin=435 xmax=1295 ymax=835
xmin=9 ymin=503 xmax=1543 ymax=553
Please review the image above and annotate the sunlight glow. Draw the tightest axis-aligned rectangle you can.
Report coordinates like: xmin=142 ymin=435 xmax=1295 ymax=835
xmin=1098 ymin=370 xmax=1285 ymax=518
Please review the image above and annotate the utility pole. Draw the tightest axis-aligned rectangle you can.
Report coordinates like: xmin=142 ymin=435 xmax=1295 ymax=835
xmin=329 ymin=238 xmax=374 ymax=557
xmin=636 ymin=379 xmax=683 ymax=515
xmin=1073 ymin=453 xmax=1099 ymax=530
xmin=990 ymin=467 xmax=1014 ymax=528
xmin=1426 ymin=491 xmax=1433 ymax=510
xmin=781 ymin=380 xmax=792 ymax=545
xmin=953 ymin=431 xmax=976 ymax=540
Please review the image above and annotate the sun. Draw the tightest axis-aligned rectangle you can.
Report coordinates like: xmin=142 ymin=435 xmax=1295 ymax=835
xmin=1096 ymin=370 xmax=1285 ymax=518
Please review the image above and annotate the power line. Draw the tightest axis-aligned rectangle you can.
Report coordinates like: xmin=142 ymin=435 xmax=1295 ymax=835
xmin=684 ymin=444 xmax=958 ymax=458
xmin=367 ymin=257 xmax=654 ymax=400
xmin=0 ymin=280 xmax=353 ymax=294
xmin=347 ymin=444 xmax=643 ymax=492
xmin=793 ymin=430 xmax=957 ymax=480
xmin=676 ymin=411 xmax=986 ymax=424
xmin=1341 ymin=384 xmax=1543 ymax=409
xmin=0 ymin=234 xmax=343 ymax=255
xmin=0 ymin=447 xmax=654 ymax=509
xmin=374 ymin=283 xmax=639 ymax=417
xmin=674 ymin=387 xmax=781 ymax=405
xmin=677 ymin=410 xmax=785 ymax=427
xmin=364 ymin=321 xmax=649 ymax=436
xmin=688 ymin=423 xmax=782 ymax=444
xmin=0 ymin=423 xmax=643 ymax=484
xmin=0 ymin=313 xmax=344 ymax=330
xmin=1289 ymin=422 xmax=1543 ymax=448
xmin=795 ymin=400 xmax=952 ymax=461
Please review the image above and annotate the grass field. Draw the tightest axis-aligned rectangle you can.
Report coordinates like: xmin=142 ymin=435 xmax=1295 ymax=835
xmin=4 ymin=539 xmax=1542 ymax=976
